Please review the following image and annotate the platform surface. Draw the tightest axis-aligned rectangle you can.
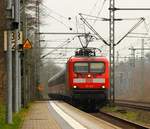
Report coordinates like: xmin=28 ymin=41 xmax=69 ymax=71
xmin=21 ymin=101 xmax=121 ymax=129
xmin=21 ymin=101 xmax=61 ymax=129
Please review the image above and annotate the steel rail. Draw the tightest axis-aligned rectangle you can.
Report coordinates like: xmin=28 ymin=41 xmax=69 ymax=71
xmin=115 ymin=100 xmax=150 ymax=111
xmin=95 ymin=111 xmax=149 ymax=129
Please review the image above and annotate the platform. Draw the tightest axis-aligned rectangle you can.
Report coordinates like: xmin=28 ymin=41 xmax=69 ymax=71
xmin=21 ymin=101 xmax=61 ymax=129
xmin=21 ymin=101 xmax=121 ymax=129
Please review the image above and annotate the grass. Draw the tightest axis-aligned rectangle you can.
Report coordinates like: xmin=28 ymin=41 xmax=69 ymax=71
xmin=102 ymin=106 xmax=118 ymax=112
xmin=101 ymin=105 xmax=150 ymax=126
xmin=0 ymin=103 xmax=29 ymax=129
xmin=103 ymin=107 xmax=138 ymax=121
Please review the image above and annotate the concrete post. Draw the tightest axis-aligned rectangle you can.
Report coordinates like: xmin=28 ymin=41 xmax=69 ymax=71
xmin=6 ymin=31 xmax=13 ymax=124
xmin=6 ymin=0 xmax=13 ymax=124
xmin=14 ymin=0 xmax=20 ymax=113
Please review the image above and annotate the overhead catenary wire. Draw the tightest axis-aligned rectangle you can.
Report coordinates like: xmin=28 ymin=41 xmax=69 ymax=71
xmin=88 ymin=0 xmax=100 ymax=17
xmin=143 ymin=20 xmax=150 ymax=33
xmin=77 ymin=0 xmax=106 ymax=33
xmin=76 ymin=16 xmax=79 ymax=33
xmin=40 ymin=3 xmax=78 ymax=32
xmin=40 ymin=39 xmax=70 ymax=59
xmin=81 ymin=13 xmax=144 ymax=21
xmin=93 ymin=0 xmax=107 ymax=25
xmin=40 ymin=4 xmax=73 ymax=30
xmin=115 ymin=18 xmax=145 ymax=46
xmin=40 ymin=3 xmax=68 ymax=20
xmin=42 ymin=11 xmax=70 ymax=29
xmin=40 ymin=39 xmax=67 ymax=42
xmin=40 ymin=37 xmax=76 ymax=59
xmin=46 ymin=48 xmax=73 ymax=59
xmin=79 ymin=13 xmax=109 ymax=46
xmin=80 ymin=13 xmax=108 ymax=21
xmin=127 ymin=36 xmax=150 ymax=39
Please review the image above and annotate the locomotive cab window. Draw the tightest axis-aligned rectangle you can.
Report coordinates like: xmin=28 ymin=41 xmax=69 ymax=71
xmin=74 ymin=63 xmax=88 ymax=73
xmin=90 ymin=62 xmax=105 ymax=73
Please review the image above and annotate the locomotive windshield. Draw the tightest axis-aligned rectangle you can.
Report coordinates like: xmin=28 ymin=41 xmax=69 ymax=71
xmin=74 ymin=62 xmax=105 ymax=73
xmin=90 ymin=62 xmax=105 ymax=73
xmin=74 ymin=63 xmax=88 ymax=73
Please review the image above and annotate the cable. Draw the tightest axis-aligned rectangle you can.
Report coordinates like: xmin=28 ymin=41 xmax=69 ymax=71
xmin=40 ymin=37 xmax=76 ymax=59
xmin=41 ymin=3 xmax=77 ymax=31
xmin=80 ymin=13 xmax=107 ymax=20
xmin=115 ymin=18 xmax=145 ymax=46
xmin=79 ymin=13 xmax=109 ymax=46
xmin=79 ymin=13 xmax=143 ymax=21
xmin=41 ymin=39 xmax=70 ymax=59
xmin=40 ymin=3 xmax=68 ymax=20
xmin=144 ymin=20 xmax=149 ymax=33
xmin=93 ymin=0 xmax=107 ymax=25
xmin=44 ymin=12 xmax=71 ymax=30
xmin=76 ymin=16 xmax=79 ymax=33
xmin=88 ymin=0 xmax=100 ymax=16
xmin=40 ymin=4 xmax=72 ymax=30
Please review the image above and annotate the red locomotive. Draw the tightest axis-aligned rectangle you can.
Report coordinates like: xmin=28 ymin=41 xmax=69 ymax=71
xmin=48 ymin=48 xmax=110 ymax=109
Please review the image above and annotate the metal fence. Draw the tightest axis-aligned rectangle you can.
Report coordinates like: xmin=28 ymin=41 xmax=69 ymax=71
xmin=115 ymin=58 xmax=150 ymax=102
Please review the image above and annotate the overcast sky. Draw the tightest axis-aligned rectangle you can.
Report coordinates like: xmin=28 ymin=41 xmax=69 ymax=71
xmin=40 ymin=0 xmax=150 ymax=65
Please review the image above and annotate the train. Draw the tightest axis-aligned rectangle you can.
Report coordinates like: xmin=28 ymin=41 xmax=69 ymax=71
xmin=48 ymin=48 xmax=110 ymax=109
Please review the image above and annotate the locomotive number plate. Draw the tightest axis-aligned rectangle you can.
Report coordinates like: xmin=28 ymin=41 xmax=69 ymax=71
xmin=86 ymin=78 xmax=93 ymax=83
xmin=85 ymin=85 xmax=93 ymax=88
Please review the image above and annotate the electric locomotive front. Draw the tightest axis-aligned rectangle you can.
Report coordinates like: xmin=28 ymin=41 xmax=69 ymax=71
xmin=67 ymin=56 xmax=109 ymax=104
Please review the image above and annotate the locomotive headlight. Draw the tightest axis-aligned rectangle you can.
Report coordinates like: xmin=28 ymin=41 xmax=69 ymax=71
xmin=73 ymin=85 xmax=77 ymax=88
xmin=87 ymin=74 xmax=91 ymax=78
xmin=102 ymin=86 xmax=105 ymax=89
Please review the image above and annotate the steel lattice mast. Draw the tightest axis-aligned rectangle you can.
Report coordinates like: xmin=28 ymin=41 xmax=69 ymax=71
xmin=109 ymin=0 xmax=115 ymax=103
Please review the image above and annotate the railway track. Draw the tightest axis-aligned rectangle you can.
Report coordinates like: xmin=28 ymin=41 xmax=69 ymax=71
xmin=91 ymin=111 xmax=149 ymax=129
xmin=115 ymin=100 xmax=150 ymax=111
